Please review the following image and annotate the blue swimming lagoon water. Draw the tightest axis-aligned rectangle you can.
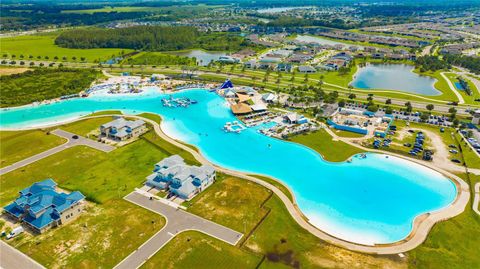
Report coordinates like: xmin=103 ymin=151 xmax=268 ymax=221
xmin=351 ymin=64 xmax=441 ymax=96
xmin=0 ymin=90 xmax=456 ymax=245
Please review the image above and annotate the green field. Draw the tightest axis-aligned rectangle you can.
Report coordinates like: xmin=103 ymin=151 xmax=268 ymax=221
xmin=0 ymin=130 xmax=66 ymax=168
xmin=289 ymin=128 xmax=365 ymax=162
xmin=186 ymin=174 xmax=271 ymax=233
xmin=0 ymin=33 xmax=133 ymax=63
xmin=55 ymin=117 xmax=113 ymax=137
xmin=141 ymin=231 xmax=262 ymax=269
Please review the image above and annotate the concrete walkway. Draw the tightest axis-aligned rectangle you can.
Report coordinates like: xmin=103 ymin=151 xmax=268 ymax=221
xmin=114 ymin=191 xmax=243 ymax=269
xmin=440 ymin=72 xmax=465 ymax=104
xmin=0 ymin=129 xmax=114 ymax=176
xmin=0 ymin=241 xmax=45 ymax=269
xmin=474 ymin=183 xmax=480 ymax=216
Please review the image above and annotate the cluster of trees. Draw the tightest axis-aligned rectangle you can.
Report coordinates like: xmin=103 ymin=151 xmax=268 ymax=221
xmin=443 ymin=54 xmax=480 ymax=75
xmin=55 ymin=26 xmax=252 ymax=52
xmin=125 ymin=53 xmax=196 ymax=66
xmin=415 ymin=56 xmax=450 ymax=72
xmin=0 ymin=68 xmax=100 ymax=107
xmin=415 ymin=54 xmax=480 ymax=75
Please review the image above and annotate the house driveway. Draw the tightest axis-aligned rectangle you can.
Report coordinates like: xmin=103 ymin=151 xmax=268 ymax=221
xmin=114 ymin=191 xmax=243 ymax=269
xmin=0 ymin=129 xmax=114 ymax=176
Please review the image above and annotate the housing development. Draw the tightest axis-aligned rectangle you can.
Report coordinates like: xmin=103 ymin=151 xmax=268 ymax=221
xmin=0 ymin=0 xmax=479 ymax=269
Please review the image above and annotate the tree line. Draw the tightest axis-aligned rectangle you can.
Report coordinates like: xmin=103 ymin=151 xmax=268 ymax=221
xmin=55 ymin=26 xmax=252 ymax=52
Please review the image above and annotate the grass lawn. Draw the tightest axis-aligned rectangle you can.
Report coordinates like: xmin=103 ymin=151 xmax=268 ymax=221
xmin=55 ymin=116 xmax=114 ymax=137
xmin=0 ymin=33 xmax=132 ymax=63
xmin=141 ymin=231 xmax=262 ymax=269
xmin=137 ymin=112 xmax=162 ymax=124
xmin=141 ymin=131 xmax=199 ymax=165
xmin=186 ymin=174 xmax=271 ymax=233
xmin=289 ymin=128 xmax=365 ymax=162
xmin=407 ymin=173 xmax=480 ymax=269
xmin=0 ymin=130 xmax=66 ymax=168
xmin=248 ymin=174 xmax=293 ymax=202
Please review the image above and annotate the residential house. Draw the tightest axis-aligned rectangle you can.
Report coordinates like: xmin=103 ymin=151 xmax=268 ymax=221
xmin=145 ymin=155 xmax=216 ymax=200
xmin=100 ymin=118 xmax=147 ymax=141
xmin=244 ymin=59 xmax=258 ymax=69
xmin=262 ymin=93 xmax=278 ymax=103
xmin=277 ymin=63 xmax=293 ymax=72
xmin=4 ymin=179 xmax=85 ymax=233
xmin=298 ymin=65 xmax=316 ymax=73
xmin=284 ymin=113 xmax=309 ymax=124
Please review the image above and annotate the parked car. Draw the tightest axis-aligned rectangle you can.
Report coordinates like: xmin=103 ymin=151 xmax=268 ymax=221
xmin=451 ymin=159 xmax=461 ymax=163
xmin=6 ymin=226 xmax=24 ymax=239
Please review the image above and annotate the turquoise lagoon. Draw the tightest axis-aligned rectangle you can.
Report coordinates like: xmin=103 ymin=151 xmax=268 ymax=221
xmin=351 ymin=64 xmax=441 ymax=96
xmin=0 ymin=89 xmax=456 ymax=245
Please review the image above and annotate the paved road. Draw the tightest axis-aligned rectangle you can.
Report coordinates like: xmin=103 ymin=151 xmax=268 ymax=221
xmin=0 ymin=241 xmax=44 ymax=269
xmin=0 ymin=129 xmax=114 ymax=176
xmin=114 ymin=191 xmax=243 ymax=269
xmin=474 ymin=183 xmax=480 ymax=216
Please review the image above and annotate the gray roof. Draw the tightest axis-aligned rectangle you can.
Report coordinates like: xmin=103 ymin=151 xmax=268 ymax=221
xmin=155 ymin=155 xmax=185 ymax=168
xmin=298 ymin=65 xmax=316 ymax=72
xmin=175 ymin=181 xmax=197 ymax=196
xmin=101 ymin=118 xmax=145 ymax=130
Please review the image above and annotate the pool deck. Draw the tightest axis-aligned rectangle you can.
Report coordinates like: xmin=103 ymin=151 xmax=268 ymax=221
xmin=0 ymin=114 xmax=471 ymax=255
